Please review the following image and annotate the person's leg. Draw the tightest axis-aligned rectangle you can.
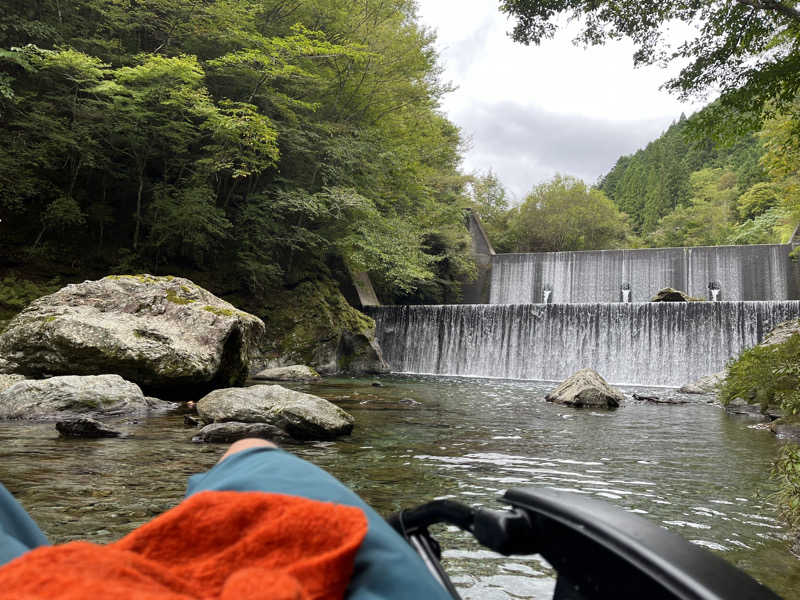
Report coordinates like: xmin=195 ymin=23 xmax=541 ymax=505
xmin=0 ymin=483 xmax=50 ymax=567
xmin=186 ymin=439 xmax=451 ymax=600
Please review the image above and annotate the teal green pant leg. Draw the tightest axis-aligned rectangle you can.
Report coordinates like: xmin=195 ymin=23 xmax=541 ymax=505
xmin=186 ymin=447 xmax=452 ymax=600
xmin=0 ymin=483 xmax=49 ymax=567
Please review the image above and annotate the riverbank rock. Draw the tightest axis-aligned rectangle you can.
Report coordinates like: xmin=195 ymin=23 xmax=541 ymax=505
xmin=192 ymin=422 xmax=292 ymax=444
xmin=197 ymin=384 xmax=354 ymax=440
xmin=679 ymin=371 xmax=726 ymax=394
xmin=252 ymin=365 xmax=320 ymax=382
xmin=56 ymin=417 xmax=121 ymax=438
xmin=0 ymin=275 xmax=265 ymax=396
xmin=545 ymin=369 xmax=624 ymax=408
xmin=0 ymin=374 xmax=173 ymax=420
xmin=651 ymin=288 xmax=691 ymax=302
xmin=770 ymin=415 xmax=800 ymax=441
xmin=0 ymin=374 xmax=25 ymax=393
xmin=252 ymin=279 xmax=388 ymax=376
xmin=760 ymin=319 xmax=800 ymax=347
xmin=723 ymin=398 xmax=785 ymax=420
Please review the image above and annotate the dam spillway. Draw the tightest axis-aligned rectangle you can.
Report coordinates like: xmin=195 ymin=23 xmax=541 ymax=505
xmin=489 ymin=244 xmax=800 ymax=304
xmin=368 ymin=301 xmax=800 ymax=386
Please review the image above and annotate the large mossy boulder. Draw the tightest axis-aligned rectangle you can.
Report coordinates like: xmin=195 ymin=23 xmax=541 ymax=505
xmin=0 ymin=275 xmax=264 ymax=396
xmin=197 ymin=384 xmax=354 ymax=440
xmin=546 ymin=369 xmax=624 ymax=408
xmin=0 ymin=374 xmax=173 ymax=420
xmin=252 ymin=279 xmax=388 ymax=376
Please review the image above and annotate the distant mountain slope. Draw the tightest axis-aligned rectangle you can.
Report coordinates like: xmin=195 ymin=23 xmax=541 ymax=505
xmin=598 ymin=113 xmax=766 ymax=236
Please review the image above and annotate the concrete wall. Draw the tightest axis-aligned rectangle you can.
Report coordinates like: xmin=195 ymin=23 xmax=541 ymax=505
xmin=489 ymin=244 xmax=800 ymax=304
xmin=460 ymin=211 xmax=495 ymax=304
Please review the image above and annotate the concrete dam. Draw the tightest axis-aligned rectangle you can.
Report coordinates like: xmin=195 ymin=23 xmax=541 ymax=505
xmin=368 ymin=216 xmax=800 ymax=386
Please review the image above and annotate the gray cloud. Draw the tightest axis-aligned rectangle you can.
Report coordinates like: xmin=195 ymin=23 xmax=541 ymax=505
xmin=456 ymin=100 xmax=680 ymax=200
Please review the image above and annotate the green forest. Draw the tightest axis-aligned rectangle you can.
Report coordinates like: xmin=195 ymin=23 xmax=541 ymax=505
xmin=0 ymin=0 xmax=475 ymax=315
xmin=2 ymin=0 xmax=799 ymax=311
xmin=473 ymin=107 xmax=800 ymax=254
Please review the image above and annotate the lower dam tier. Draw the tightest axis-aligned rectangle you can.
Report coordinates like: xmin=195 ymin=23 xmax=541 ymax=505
xmin=368 ymin=302 xmax=800 ymax=387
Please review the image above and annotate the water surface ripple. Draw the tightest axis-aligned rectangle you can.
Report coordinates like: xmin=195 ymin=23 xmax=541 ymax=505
xmin=0 ymin=376 xmax=797 ymax=598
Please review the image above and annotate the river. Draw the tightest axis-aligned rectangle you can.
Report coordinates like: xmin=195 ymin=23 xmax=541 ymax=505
xmin=0 ymin=375 xmax=797 ymax=598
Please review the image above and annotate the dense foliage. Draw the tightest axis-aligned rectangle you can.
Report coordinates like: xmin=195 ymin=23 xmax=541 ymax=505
xmin=772 ymin=444 xmax=800 ymax=535
xmin=720 ymin=332 xmax=800 ymax=413
xmin=597 ymin=110 xmax=799 ymax=247
xmin=507 ymin=176 xmax=634 ymax=252
xmin=500 ymin=0 xmax=800 ymax=135
xmin=0 ymin=0 xmax=473 ymax=304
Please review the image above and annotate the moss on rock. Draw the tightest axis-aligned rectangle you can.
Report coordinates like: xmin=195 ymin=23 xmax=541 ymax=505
xmin=255 ymin=279 xmax=386 ymax=375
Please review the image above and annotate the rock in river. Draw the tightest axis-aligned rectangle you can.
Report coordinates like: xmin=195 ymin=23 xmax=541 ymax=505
xmin=197 ymin=385 xmax=354 ymax=440
xmin=192 ymin=422 xmax=292 ymax=444
xmin=56 ymin=417 xmax=121 ymax=438
xmin=0 ymin=275 xmax=265 ymax=396
xmin=546 ymin=369 xmax=624 ymax=408
xmin=251 ymin=365 xmax=320 ymax=382
xmin=0 ymin=374 xmax=173 ymax=420
xmin=678 ymin=371 xmax=726 ymax=395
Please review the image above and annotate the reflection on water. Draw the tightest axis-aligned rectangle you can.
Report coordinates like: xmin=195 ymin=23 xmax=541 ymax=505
xmin=0 ymin=375 xmax=798 ymax=598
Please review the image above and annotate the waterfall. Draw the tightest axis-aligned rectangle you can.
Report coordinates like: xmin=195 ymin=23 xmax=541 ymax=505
xmin=489 ymin=245 xmax=800 ymax=304
xmin=368 ymin=302 xmax=800 ymax=386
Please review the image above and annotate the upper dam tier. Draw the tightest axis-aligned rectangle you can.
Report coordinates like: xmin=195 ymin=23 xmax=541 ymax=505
xmin=488 ymin=244 xmax=800 ymax=304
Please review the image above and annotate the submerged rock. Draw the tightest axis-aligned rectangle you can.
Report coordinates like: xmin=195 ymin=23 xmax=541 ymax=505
xmin=197 ymin=384 xmax=354 ymax=440
xmin=192 ymin=422 xmax=292 ymax=444
xmin=644 ymin=396 xmax=688 ymax=405
xmin=545 ymin=369 xmax=624 ymax=408
xmin=724 ymin=398 xmax=770 ymax=420
xmin=56 ymin=417 xmax=121 ymax=438
xmin=679 ymin=371 xmax=726 ymax=395
xmin=0 ymin=275 xmax=265 ymax=396
xmin=632 ymin=393 xmax=660 ymax=402
xmin=0 ymin=374 xmax=173 ymax=420
xmin=252 ymin=365 xmax=320 ymax=382
xmin=770 ymin=416 xmax=800 ymax=441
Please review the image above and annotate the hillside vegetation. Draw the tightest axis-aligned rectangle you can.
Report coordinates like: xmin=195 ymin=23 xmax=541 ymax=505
xmin=0 ymin=0 xmax=474 ymax=308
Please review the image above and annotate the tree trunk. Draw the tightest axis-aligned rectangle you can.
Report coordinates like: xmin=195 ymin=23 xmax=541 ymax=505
xmin=134 ymin=170 xmax=144 ymax=249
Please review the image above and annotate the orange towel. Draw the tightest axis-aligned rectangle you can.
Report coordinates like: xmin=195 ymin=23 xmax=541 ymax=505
xmin=0 ymin=491 xmax=368 ymax=600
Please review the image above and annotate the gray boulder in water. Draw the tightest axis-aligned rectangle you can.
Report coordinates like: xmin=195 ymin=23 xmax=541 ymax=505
xmin=546 ymin=369 xmax=624 ymax=408
xmin=251 ymin=365 xmax=320 ymax=382
xmin=56 ymin=416 xmax=122 ymax=438
xmin=0 ymin=275 xmax=265 ymax=396
xmin=678 ymin=371 xmax=726 ymax=394
xmin=0 ymin=374 xmax=173 ymax=420
xmin=192 ymin=422 xmax=292 ymax=444
xmin=197 ymin=384 xmax=354 ymax=440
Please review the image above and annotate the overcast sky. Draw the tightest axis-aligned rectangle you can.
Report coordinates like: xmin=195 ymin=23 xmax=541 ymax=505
xmin=415 ymin=1 xmax=706 ymax=201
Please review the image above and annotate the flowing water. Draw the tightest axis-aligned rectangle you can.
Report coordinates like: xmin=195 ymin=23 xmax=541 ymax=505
xmin=0 ymin=375 xmax=797 ymax=598
xmin=370 ymin=302 xmax=800 ymax=386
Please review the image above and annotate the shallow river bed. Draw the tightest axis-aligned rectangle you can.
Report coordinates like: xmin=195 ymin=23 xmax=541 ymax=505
xmin=0 ymin=375 xmax=798 ymax=598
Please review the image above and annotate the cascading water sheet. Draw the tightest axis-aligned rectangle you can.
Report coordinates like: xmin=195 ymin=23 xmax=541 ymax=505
xmin=369 ymin=301 xmax=800 ymax=386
